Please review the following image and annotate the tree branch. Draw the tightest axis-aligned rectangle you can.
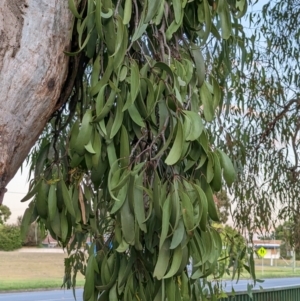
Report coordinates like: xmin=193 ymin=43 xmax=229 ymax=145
xmin=256 ymin=98 xmax=300 ymax=147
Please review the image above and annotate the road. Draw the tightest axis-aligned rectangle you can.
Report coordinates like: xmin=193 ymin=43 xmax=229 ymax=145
xmin=1 ymin=278 xmax=300 ymax=300
xmin=0 ymin=289 xmax=84 ymax=301
xmin=220 ymin=277 xmax=300 ymax=293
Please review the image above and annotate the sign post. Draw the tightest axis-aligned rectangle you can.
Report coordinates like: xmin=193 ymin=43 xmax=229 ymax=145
xmin=257 ymin=247 xmax=267 ymax=275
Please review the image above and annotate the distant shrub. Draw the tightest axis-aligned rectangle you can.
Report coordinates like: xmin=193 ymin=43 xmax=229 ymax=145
xmin=0 ymin=224 xmax=22 ymax=251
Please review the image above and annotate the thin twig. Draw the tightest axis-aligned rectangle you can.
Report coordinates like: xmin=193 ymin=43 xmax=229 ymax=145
xmin=114 ymin=0 xmax=122 ymax=16
xmin=159 ymin=28 xmax=171 ymax=66
xmin=78 ymin=185 xmax=87 ymax=225
xmin=290 ymin=119 xmax=300 ymax=172
xmin=126 ymin=0 xmax=139 ymax=51
xmin=152 ymin=117 xmax=170 ymax=169
xmin=130 ymin=133 xmax=147 ymax=158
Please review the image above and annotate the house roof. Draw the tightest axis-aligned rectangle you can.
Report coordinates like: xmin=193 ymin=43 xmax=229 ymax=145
xmin=42 ymin=233 xmax=57 ymax=244
xmin=253 ymin=239 xmax=281 ymax=248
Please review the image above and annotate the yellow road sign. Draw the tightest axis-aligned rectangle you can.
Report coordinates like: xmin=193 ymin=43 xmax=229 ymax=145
xmin=257 ymin=247 xmax=267 ymax=258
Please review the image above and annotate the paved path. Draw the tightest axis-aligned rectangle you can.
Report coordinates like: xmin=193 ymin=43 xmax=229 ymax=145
xmin=17 ymin=247 xmax=65 ymax=253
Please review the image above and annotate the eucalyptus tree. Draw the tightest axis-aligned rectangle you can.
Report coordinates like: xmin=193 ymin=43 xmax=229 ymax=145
xmin=1 ymin=0 xmax=253 ymax=300
xmin=205 ymin=0 xmax=300 ymax=235
xmin=0 ymin=1 xmax=74 ymax=203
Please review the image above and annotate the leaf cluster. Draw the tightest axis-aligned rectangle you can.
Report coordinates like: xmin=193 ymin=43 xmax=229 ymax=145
xmin=21 ymin=0 xmax=256 ymax=300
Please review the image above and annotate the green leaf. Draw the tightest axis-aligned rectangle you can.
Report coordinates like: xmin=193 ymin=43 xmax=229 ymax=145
xmin=120 ymin=197 xmax=135 ymax=245
xmin=173 ymin=0 xmax=182 ymax=24
xmin=153 ymin=62 xmax=175 ymax=83
xmin=201 ymin=179 xmax=220 ymax=222
xmin=120 ymin=125 xmax=130 ymax=168
xmin=217 ymin=149 xmax=236 ymax=186
xmin=165 ymin=119 xmax=184 ymax=165
xmin=84 ymin=141 xmax=96 ymax=154
xmin=68 ymin=0 xmax=82 ymax=19
xmin=163 ymin=244 xmax=182 ymax=278
xmin=21 ymin=202 xmax=35 ymax=240
xmin=191 ymin=47 xmax=205 ymax=87
xmin=153 ymin=240 xmax=171 ymax=280
xmin=36 ymin=180 xmax=49 ymax=219
xmin=60 ymin=180 xmax=76 ymax=217
xmin=183 ymin=111 xmax=204 ymax=141
xmin=200 ymin=82 xmax=214 ymax=122
xmin=217 ymin=0 xmax=232 ymax=39
xmin=48 ymin=183 xmax=57 ymax=222
xmin=133 ymin=173 xmax=147 ymax=232
xmin=74 ymin=109 xmax=93 ymax=155
xmin=170 ymin=219 xmax=185 ymax=249
xmin=179 ymin=190 xmax=194 ymax=232
xmin=123 ymin=0 xmax=132 ymax=25
xmin=127 ymin=103 xmax=145 ymax=127
xmin=144 ymin=0 xmax=161 ymax=23
xmin=20 ymin=179 xmax=42 ymax=203
xmin=211 ymin=152 xmax=222 ymax=191
xmin=160 ymin=195 xmax=171 ymax=249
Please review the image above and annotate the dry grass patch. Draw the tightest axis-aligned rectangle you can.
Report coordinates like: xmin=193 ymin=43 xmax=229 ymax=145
xmin=0 ymin=250 xmax=84 ymax=291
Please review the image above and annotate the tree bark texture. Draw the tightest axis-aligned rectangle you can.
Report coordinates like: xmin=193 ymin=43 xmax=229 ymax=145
xmin=0 ymin=0 xmax=74 ymax=203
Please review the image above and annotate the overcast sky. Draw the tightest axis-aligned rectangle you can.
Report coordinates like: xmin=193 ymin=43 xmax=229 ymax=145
xmin=4 ymin=167 xmax=29 ymax=223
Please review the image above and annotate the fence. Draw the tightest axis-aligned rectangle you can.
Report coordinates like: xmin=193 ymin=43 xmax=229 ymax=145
xmin=255 ymin=258 xmax=300 ymax=268
xmin=220 ymin=285 xmax=300 ymax=301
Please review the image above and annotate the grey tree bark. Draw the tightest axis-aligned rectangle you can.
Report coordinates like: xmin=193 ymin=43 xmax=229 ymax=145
xmin=0 ymin=0 xmax=74 ymax=203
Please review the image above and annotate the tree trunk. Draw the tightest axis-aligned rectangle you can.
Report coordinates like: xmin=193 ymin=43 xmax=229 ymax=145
xmin=0 ymin=0 xmax=74 ymax=203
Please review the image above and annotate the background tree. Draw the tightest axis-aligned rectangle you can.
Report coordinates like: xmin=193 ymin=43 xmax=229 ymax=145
xmin=274 ymin=220 xmax=300 ymax=260
xmin=274 ymin=222 xmax=293 ymax=259
xmin=257 ymin=233 xmax=275 ymax=241
xmin=210 ymin=223 xmax=247 ymax=281
xmin=205 ymin=0 xmax=300 ymax=235
xmin=0 ymin=204 xmax=11 ymax=224
xmin=214 ymin=190 xmax=231 ymax=224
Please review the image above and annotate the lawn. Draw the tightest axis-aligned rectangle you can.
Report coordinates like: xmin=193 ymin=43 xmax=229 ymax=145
xmin=0 ymin=251 xmax=84 ymax=291
xmin=1 ymin=250 xmax=299 ymax=292
xmin=253 ymin=265 xmax=299 ymax=279
xmin=252 ymin=258 xmax=300 ymax=279
xmin=213 ymin=258 xmax=300 ymax=281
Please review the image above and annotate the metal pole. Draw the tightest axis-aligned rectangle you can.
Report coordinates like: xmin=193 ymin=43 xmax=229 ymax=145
xmin=35 ymin=223 xmax=38 ymax=245
xmin=271 ymin=251 xmax=273 ymax=266
xmin=293 ymin=248 xmax=296 ymax=273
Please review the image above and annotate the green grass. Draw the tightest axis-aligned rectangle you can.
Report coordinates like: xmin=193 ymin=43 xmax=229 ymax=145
xmin=209 ymin=259 xmax=300 ymax=282
xmin=255 ymin=258 xmax=300 ymax=267
xmin=229 ymin=269 xmax=299 ymax=280
xmin=0 ymin=250 xmax=85 ymax=291
xmin=0 ymin=279 xmax=85 ymax=291
xmin=253 ymin=265 xmax=299 ymax=279
xmin=1 ymin=250 xmax=299 ymax=291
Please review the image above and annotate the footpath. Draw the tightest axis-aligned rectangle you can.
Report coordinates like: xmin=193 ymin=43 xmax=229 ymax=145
xmin=17 ymin=247 xmax=65 ymax=253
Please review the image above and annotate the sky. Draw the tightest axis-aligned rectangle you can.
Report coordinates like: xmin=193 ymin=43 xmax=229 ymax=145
xmin=4 ymin=168 xmax=30 ymax=223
